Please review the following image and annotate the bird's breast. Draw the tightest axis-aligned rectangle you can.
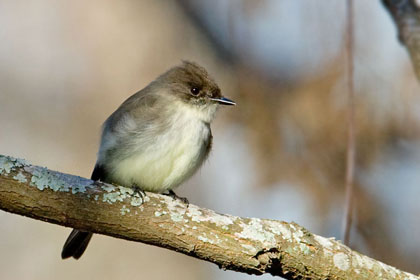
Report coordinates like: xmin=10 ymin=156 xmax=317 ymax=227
xmin=109 ymin=112 xmax=211 ymax=192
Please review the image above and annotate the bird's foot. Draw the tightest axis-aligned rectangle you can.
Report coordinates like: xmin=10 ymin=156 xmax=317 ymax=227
xmin=132 ymin=185 xmax=146 ymax=203
xmin=166 ymin=190 xmax=189 ymax=206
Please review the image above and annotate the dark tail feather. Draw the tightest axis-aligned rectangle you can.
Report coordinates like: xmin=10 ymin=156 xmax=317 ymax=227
xmin=61 ymin=229 xmax=93 ymax=259
xmin=61 ymin=165 xmax=103 ymax=260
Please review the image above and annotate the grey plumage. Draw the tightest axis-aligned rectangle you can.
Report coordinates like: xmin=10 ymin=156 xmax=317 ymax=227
xmin=61 ymin=61 xmax=235 ymax=259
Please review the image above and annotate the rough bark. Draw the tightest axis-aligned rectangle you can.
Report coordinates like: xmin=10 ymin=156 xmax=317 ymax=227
xmin=383 ymin=0 xmax=420 ymax=81
xmin=0 ymin=154 xmax=418 ymax=279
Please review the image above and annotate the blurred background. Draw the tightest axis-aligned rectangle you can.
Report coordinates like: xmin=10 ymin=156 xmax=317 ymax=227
xmin=1 ymin=0 xmax=420 ymax=279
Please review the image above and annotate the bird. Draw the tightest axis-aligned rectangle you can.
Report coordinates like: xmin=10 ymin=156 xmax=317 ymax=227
xmin=61 ymin=61 xmax=235 ymax=259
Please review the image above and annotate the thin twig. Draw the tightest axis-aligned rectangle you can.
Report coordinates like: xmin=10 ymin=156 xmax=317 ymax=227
xmin=342 ymin=0 xmax=356 ymax=246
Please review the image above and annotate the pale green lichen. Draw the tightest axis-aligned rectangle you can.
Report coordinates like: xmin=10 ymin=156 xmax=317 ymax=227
xmin=155 ymin=211 xmax=164 ymax=217
xmin=333 ymin=252 xmax=350 ymax=271
xmin=352 ymin=253 xmax=373 ymax=270
xmin=186 ymin=206 xmax=202 ymax=221
xmin=235 ymin=218 xmax=276 ymax=247
xmin=0 ymin=155 xmax=29 ymax=174
xmin=130 ymin=197 xmax=143 ymax=206
xmin=26 ymin=166 xmax=92 ymax=193
xmin=118 ymin=186 xmax=133 ymax=196
xmin=101 ymin=184 xmax=146 ymax=207
xmin=103 ymin=192 xmax=124 ymax=203
xmin=299 ymin=243 xmax=311 ymax=255
xmin=292 ymin=229 xmax=304 ymax=242
xmin=265 ymin=220 xmax=292 ymax=241
xmin=163 ymin=196 xmax=234 ymax=227
xmin=30 ymin=167 xmax=51 ymax=190
xmin=319 ymin=237 xmax=336 ymax=257
xmin=404 ymin=274 xmax=419 ymax=280
xmin=314 ymin=235 xmax=334 ymax=250
xmin=351 ymin=251 xmax=406 ymax=279
xmin=285 ymin=246 xmax=294 ymax=255
xmin=185 ymin=205 xmax=236 ymax=227
xmin=241 ymin=243 xmax=258 ymax=254
xmin=379 ymin=262 xmax=397 ymax=278
xmin=162 ymin=197 xmax=188 ymax=223
xmin=0 ymin=157 xmax=15 ymax=174
xmin=13 ymin=171 xmax=27 ymax=183
xmin=198 ymin=235 xmax=215 ymax=244
xmin=102 ymin=183 xmax=116 ymax=192
xmin=120 ymin=205 xmax=130 ymax=215
xmin=170 ymin=212 xmax=184 ymax=222
xmin=1 ymin=155 xmax=148 ymax=210
xmin=0 ymin=154 xmax=92 ymax=194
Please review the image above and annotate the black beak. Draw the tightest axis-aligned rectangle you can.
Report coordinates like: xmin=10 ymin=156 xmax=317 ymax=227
xmin=210 ymin=97 xmax=236 ymax=106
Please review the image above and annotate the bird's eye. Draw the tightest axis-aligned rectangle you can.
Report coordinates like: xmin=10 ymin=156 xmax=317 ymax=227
xmin=190 ymin=87 xmax=200 ymax=95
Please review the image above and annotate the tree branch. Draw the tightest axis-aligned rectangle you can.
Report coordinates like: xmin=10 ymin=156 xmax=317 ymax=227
xmin=383 ymin=0 xmax=420 ymax=81
xmin=0 ymin=155 xmax=418 ymax=279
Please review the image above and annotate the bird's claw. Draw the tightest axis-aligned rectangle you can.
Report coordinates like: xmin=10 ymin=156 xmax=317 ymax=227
xmin=132 ymin=185 xmax=146 ymax=203
xmin=166 ymin=190 xmax=189 ymax=207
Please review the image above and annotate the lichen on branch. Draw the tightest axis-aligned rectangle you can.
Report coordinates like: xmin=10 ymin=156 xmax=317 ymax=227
xmin=0 ymin=154 xmax=418 ymax=279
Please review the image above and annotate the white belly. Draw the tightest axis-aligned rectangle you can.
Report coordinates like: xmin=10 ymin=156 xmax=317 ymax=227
xmin=109 ymin=116 xmax=210 ymax=192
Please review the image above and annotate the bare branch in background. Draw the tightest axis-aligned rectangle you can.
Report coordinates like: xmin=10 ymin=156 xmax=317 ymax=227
xmin=343 ymin=0 xmax=356 ymax=246
xmin=0 ymin=154 xmax=418 ymax=279
xmin=383 ymin=0 xmax=420 ymax=81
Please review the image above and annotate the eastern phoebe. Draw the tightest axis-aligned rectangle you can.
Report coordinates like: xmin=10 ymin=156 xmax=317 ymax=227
xmin=61 ymin=61 xmax=235 ymax=259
